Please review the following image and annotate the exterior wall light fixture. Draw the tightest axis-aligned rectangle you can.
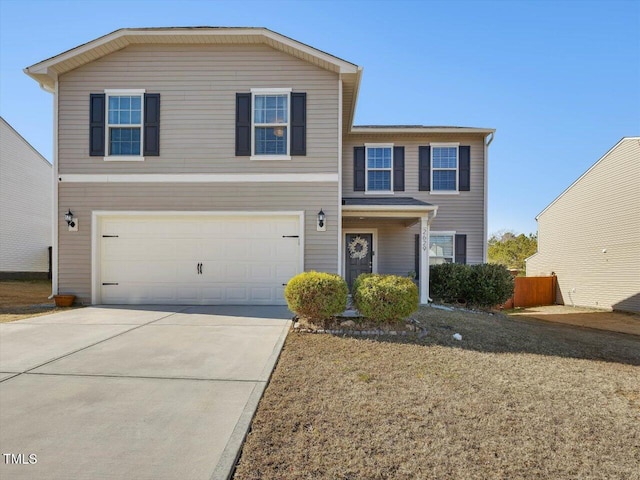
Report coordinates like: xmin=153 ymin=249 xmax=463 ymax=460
xmin=317 ymin=209 xmax=326 ymax=232
xmin=64 ymin=209 xmax=78 ymax=231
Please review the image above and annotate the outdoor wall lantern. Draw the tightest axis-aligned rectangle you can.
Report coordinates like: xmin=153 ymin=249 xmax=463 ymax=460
xmin=64 ymin=209 xmax=75 ymax=227
xmin=65 ymin=209 xmax=78 ymax=231
xmin=317 ymin=209 xmax=326 ymax=232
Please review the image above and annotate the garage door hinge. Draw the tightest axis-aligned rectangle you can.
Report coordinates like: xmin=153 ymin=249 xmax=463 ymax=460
xmin=282 ymin=235 xmax=299 ymax=238
xmin=102 ymin=235 xmax=119 ymax=238
xmin=102 ymin=282 xmax=119 ymax=286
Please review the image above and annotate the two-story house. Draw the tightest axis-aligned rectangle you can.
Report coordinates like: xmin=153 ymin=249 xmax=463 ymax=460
xmin=25 ymin=27 xmax=494 ymax=306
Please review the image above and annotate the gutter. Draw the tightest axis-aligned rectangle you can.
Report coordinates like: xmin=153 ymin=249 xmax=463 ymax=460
xmin=483 ymin=132 xmax=494 ymax=263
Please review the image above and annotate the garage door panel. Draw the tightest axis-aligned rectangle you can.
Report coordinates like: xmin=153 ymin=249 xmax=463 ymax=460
xmin=226 ymin=286 xmax=249 ymax=302
xmin=224 ymin=264 xmax=249 ymax=282
xmin=276 ymin=264 xmax=298 ymax=280
xmin=100 ymin=214 xmax=300 ymax=305
xmin=251 ymin=287 xmax=274 ymax=302
xmin=200 ymin=286 xmax=224 ymax=303
xmin=225 ymin=240 xmax=251 ymax=260
xmin=177 ymin=285 xmax=200 ymax=302
xmin=249 ymin=264 xmax=274 ymax=281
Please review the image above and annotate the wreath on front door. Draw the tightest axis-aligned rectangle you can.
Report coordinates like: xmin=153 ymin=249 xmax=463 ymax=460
xmin=348 ymin=236 xmax=369 ymax=260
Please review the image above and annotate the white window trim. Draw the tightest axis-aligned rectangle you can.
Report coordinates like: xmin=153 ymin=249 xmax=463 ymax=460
xmin=429 ymin=231 xmax=456 ymax=264
xmin=430 ymin=142 xmax=459 ymax=193
xmin=250 ymin=88 xmax=292 ymax=161
xmin=364 ymin=143 xmax=394 ymax=194
xmin=104 ymin=89 xmax=146 ymax=162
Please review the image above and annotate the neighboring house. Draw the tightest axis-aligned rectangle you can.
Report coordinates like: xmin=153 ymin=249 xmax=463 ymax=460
xmin=0 ymin=117 xmax=52 ymax=279
xmin=24 ymin=27 xmax=494 ymax=305
xmin=526 ymin=137 xmax=640 ymax=313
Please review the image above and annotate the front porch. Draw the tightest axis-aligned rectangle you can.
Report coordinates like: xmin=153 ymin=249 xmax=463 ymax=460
xmin=341 ymin=197 xmax=438 ymax=304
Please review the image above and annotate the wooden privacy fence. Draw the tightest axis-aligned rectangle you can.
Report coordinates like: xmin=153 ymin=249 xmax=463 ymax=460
xmin=504 ymin=276 xmax=557 ymax=308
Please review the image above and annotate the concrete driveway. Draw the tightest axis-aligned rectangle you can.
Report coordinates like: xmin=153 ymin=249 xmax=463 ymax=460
xmin=0 ymin=305 xmax=292 ymax=480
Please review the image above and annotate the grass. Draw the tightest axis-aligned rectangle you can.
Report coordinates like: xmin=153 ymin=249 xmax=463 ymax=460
xmin=0 ymin=279 xmax=65 ymax=322
xmin=233 ymin=306 xmax=640 ymax=480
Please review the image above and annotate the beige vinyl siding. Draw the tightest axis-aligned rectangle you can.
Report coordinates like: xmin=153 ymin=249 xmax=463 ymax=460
xmin=0 ymin=118 xmax=52 ymax=274
xmin=58 ymin=44 xmax=338 ymax=174
xmin=526 ymin=138 xmax=640 ymax=312
xmin=58 ymin=182 xmax=338 ymax=303
xmin=343 ymin=134 xmax=486 ymax=264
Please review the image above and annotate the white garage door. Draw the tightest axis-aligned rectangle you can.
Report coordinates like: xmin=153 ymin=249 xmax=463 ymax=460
xmin=98 ymin=214 xmax=301 ymax=305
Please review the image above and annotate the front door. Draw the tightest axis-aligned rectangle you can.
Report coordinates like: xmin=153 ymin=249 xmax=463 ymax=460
xmin=345 ymin=233 xmax=373 ymax=290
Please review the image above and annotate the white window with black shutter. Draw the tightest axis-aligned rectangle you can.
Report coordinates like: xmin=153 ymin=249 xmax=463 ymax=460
xmin=235 ymin=88 xmax=306 ymax=160
xmin=418 ymin=144 xmax=471 ymax=193
xmin=89 ymin=89 xmax=160 ymax=160
xmin=429 ymin=232 xmax=467 ymax=265
xmin=353 ymin=145 xmax=405 ymax=193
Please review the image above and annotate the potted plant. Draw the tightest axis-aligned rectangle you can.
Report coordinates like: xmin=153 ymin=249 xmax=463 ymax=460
xmin=54 ymin=294 xmax=75 ymax=307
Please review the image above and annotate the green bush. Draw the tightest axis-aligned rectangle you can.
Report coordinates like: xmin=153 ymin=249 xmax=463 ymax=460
xmin=468 ymin=263 xmax=514 ymax=307
xmin=429 ymin=263 xmax=514 ymax=307
xmin=429 ymin=263 xmax=471 ymax=304
xmin=284 ymin=271 xmax=348 ymax=321
xmin=353 ymin=274 xmax=419 ymax=324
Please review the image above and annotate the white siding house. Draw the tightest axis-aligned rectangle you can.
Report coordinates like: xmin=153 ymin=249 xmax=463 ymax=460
xmin=526 ymin=137 xmax=640 ymax=313
xmin=0 ymin=117 xmax=52 ymax=278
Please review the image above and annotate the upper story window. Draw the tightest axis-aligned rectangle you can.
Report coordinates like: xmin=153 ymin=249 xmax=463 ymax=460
xmin=236 ymin=89 xmax=306 ymax=159
xmin=432 ymin=145 xmax=458 ymax=191
xmin=429 ymin=232 xmax=455 ymax=264
xmin=89 ymin=91 xmax=160 ymax=160
xmin=107 ymin=92 xmax=143 ymax=157
xmin=254 ymin=94 xmax=288 ymax=155
xmin=251 ymin=88 xmax=291 ymax=160
xmin=366 ymin=144 xmax=393 ymax=192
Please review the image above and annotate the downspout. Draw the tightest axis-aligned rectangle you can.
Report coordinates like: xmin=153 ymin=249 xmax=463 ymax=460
xmin=337 ymin=75 xmax=343 ymax=275
xmin=483 ymin=132 xmax=494 ymax=263
xmin=48 ymin=79 xmax=58 ymax=298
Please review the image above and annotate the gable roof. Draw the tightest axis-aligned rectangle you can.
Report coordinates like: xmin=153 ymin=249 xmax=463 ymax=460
xmin=535 ymin=136 xmax=640 ymax=220
xmin=23 ymin=27 xmax=363 ymax=128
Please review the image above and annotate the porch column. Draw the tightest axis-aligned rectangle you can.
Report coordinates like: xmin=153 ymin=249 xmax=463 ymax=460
xmin=419 ymin=215 xmax=430 ymax=304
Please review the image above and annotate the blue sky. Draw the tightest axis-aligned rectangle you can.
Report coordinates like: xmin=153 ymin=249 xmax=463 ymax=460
xmin=1 ymin=0 xmax=638 ymax=235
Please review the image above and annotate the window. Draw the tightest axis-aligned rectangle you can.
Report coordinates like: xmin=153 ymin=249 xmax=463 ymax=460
xmin=252 ymin=88 xmax=290 ymax=159
xmin=429 ymin=233 xmax=455 ymax=265
xmin=106 ymin=90 xmax=144 ymax=158
xmin=366 ymin=144 xmax=393 ymax=192
xmin=432 ymin=145 xmax=458 ymax=191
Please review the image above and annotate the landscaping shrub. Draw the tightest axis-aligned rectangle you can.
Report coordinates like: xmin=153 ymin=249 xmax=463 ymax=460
xmin=284 ymin=271 xmax=348 ymax=321
xmin=429 ymin=263 xmax=514 ymax=308
xmin=353 ymin=274 xmax=419 ymax=323
xmin=468 ymin=263 xmax=514 ymax=307
xmin=429 ymin=263 xmax=471 ymax=304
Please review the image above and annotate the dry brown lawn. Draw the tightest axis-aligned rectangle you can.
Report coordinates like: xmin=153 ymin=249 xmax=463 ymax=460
xmin=233 ymin=306 xmax=640 ymax=480
xmin=510 ymin=305 xmax=640 ymax=336
xmin=0 ymin=280 xmax=62 ymax=322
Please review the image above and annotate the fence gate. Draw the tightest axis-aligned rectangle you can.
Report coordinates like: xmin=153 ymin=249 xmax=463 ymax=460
xmin=511 ymin=276 xmax=557 ymax=308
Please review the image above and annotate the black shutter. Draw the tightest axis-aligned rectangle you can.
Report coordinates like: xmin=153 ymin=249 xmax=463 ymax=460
xmin=459 ymin=146 xmax=470 ymax=191
xmin=393 ymin=146 xmax=405 ymax=191
xmin=89 ymin=94 xmax=105 ymax=156
xmin=354 ymin=146 xmax=366 ymax=191
xmin=143 ymin=93 xmax=160 ymax=156
xmin=414 ymin=234 xmax=420 ymax=279
xmin=290 ymin=92 xmax=306 ymax=156
xmin=236 ymin=93 xmax=251 ymax=156
xmin=455 ymin=234 xmax=467 ymax=264
xmin=419 ymin=146 xmax=431 ymax=191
